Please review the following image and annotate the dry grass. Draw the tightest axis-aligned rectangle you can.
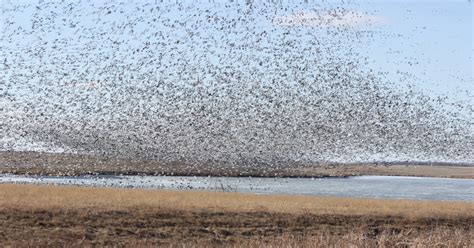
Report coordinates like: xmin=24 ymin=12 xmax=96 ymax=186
xmin=6 ymin=230 xmax=472 ymax=248
xmin=1 ymin=184 xmax=473 ymax=218
xmin=0 ymin=184 xmax=473 ymax=247
xmin=161 ymin=229 xmax=473 ymax=248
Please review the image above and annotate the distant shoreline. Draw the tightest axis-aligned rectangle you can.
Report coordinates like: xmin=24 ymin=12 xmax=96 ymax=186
xmin=1 ymin=151 xmax=472 ymax=179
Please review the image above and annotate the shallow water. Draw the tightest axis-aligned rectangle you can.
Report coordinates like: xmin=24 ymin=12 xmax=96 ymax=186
xmin=1 ymin=174 xmax=472 ymax=201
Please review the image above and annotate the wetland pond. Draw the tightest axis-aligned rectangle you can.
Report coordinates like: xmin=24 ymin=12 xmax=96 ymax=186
xmin=1 ymin=174 xmax=472 ymax=201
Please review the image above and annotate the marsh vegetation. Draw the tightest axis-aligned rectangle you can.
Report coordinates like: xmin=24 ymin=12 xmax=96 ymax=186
xmin=1 ymin=184 xmax=472 ymax=247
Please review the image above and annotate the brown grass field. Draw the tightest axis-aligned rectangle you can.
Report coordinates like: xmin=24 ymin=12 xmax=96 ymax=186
xmin=1 ymin=151 xmax=473 ymax=178
xmin=0 ymin=184 xmax=473 ymax=247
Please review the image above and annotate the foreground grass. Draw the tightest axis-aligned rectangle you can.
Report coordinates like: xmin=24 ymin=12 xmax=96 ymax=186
xmin=0 ymin=184 xmax=473 ymax=247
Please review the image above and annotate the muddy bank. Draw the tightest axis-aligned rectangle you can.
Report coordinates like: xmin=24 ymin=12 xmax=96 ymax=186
xmin=2 ymin=208 xmax=472 ymax=247
xmin=1 ymin=151 xmax=472 ymax=179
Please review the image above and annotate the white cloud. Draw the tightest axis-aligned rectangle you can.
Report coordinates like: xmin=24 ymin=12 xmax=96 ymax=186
xmin=273 ymin=10 xmax=385 ymax=28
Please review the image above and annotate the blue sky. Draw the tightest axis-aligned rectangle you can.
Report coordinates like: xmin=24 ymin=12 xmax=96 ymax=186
xmin=352 ymin=0 xmax=472 ymax=99
xmin=3 ymin=0 xmax=471 ymax=99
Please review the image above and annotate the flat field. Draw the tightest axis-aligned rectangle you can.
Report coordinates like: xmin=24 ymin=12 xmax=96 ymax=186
xmin=1 ymin=151 xmax=473 ymax=178
xmin=0 ymin=184 xmax=472 ymax=247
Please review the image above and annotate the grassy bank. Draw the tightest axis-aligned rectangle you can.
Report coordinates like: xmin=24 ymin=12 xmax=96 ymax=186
xmin=1 ymin=151 xmax=473 ymax=178
xmin=0 ymin=184 xmax=472 ymax=247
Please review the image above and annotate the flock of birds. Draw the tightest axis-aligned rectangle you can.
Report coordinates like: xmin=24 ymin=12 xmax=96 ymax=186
xmin=1 ymin=0 xmax=473 ymax=170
